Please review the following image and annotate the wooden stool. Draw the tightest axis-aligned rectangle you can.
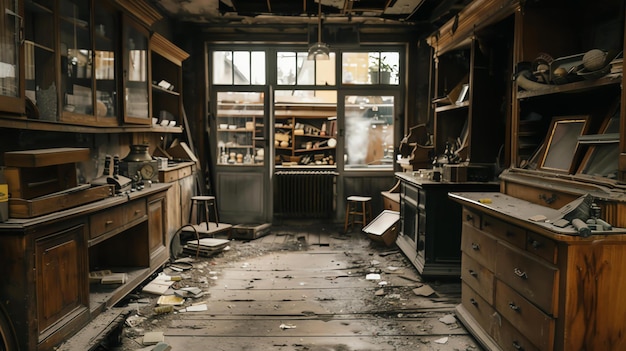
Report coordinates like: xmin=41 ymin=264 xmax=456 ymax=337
xmin=189 ymin=195 xmax=219 ymax=230
xmin=344 ymin=195 xmax=372 ymax=233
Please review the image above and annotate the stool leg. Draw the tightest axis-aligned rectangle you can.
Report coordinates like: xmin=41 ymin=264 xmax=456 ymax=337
xmin=188 ymin=200 xmax=195 ymax=225
xmin=203 ymin=201 xmax=210 ymax=231
xmin=361 ymin=202 xmax=367 ymax=228
xmin=344 ymin=202 xmax=351 ymax=233
xmin=211 ymin=200 xmax=219 ymax=227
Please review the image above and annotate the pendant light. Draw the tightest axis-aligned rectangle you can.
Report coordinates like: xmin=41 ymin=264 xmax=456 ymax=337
xmin=307 ymin=0 xmax=329 ymax=60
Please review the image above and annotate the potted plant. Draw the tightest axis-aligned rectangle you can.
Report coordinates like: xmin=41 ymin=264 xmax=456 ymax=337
xmin=369 ymin=55 xmax=397 ymax=84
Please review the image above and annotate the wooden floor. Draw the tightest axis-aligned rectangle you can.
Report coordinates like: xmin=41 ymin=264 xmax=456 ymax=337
xmin=112 ymin=223 xmax=481 ymax=351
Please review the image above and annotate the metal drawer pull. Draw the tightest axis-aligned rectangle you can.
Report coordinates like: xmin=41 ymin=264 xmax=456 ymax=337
xmin=469 ymin=269 xmax=478 ymax=277
xmin=470 ymin=298 xmax=478 ymax=306
xmin=105 ymin=220 xmax=113 ymax=225
xmin=513 ymin=267 xmax=528 ymax=279
xmin=508 ymin=302 xmax=520 ymax=312
xmin=465 ymin=214 xmax=474 ymax=221
xmin=529 ymin=239 xmax=542 ymax=249
xmin=471 ymin=243 xmax=480 ymax=250
xmin=512 ymin=341 xmax=524 ymax=350
xmin=135 ymin=209 xmax=141 ymax=214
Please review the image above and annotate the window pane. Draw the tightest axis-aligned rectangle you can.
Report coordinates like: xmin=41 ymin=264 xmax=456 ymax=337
xmin=342 ymin=51 xmax=399 ymax=85
xmin=213 ymin=51 xmax=232 ymax=84
xmin=233 ymin=51 xmax=250 ymax=85
xmin=296 ymin=52 xmax=314 ymax=85
xmin=316 ymin=53 xmax=336 ymax=85
xmin=345 ymin=95 xmax=394 ymax=169
xmin=276 ymin=52 xmax=296 ymax=85
xmin=250 ymin=51 xmax=266 ymax=84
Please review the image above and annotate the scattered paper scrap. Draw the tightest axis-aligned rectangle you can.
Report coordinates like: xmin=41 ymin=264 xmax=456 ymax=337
xmin=125 ymin=314 xmax=146 ymax=328
xmin=439 ymin=314 xmax=457 ymax=325
xmin=157 ymin=295 xmax=185 ymax=306
xmin=186 ymin=303 xmax=208 ymax=312
xmin=366 ymin=273 xmax=381 ymax=280
xmin=279 ymin=323 xmax=297 ymax=329
xmin=434 ymin=336 xmax=449 ymax=344
xmin=375 ymin=288 xmax=385 ymax=296
xmin=142 ymin=273 xmax=175 ymax=295
xmin=412 ymin=284 xmax=435 ymax=297
xmin=142 ymin=331 xmax=164 ymax=346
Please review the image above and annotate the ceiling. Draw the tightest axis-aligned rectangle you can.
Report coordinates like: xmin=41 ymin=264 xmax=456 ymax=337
xmin=149 ymin=0 xmax=469 ymax=28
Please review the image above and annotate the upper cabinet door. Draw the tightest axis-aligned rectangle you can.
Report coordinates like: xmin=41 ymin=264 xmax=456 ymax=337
xmin=122 ymin=16 xmax=150 ymax=124
xmin=0 ymin=0 xmax=25 ymax=115
xmin=92 ymin=1 xmax=119 ymax=125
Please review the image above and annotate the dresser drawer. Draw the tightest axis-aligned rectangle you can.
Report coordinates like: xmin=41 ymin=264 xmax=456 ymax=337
xmin=461 ymin=282 xmax=497 ymax=332
xmin=495 ymin=280 xmax=555 ymax=351
xmin=462 ymin=208 xmax=480 ymax=229
xmin=461 ymin=224 xmax=497 ymax=271
xmin=492 ymin=311 xmax=543 ymax=351
xmin=482 ymin=214 xmax=526 ymax=249
xmin=178 ymin=165 xmax=192 ymax=179
xmin=526 ymin=231 xmax=558 ymax=264
xmin=461 ymin=253 xmax=494 ymax=304
xmin=495 ymin=242 xmax=559 ymax=316
xmin=90 ymin=200 xmax=146 ymax=239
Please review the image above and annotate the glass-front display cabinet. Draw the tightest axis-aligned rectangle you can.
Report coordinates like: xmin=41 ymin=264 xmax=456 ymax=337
xmin=1 ymin=0 xmax=24 ymax=115
xmin=216 ymin=91 xmax=265 ymax=166
xmin=122 ymin=16 xmax=149 ymax=124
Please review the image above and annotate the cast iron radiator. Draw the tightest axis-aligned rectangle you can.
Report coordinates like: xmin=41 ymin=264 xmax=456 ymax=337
xmin=274 ymin=170 xmax=337 ymax=218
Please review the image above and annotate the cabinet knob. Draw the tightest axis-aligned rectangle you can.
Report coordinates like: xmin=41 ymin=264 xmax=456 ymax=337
xmin=471 ymin=243 xmax=480 ymax=250
xmin=470 ymin=298 xmax=478 ymax=306
xmin=105 ymin=220 xmax=113 ymax=225
xmin=508 ymin=302 xmax=520 ymax=312
xmin=539 ymin=193 xmax=557 ymax=205
xmin=513 ymin=267 xmax=528 ymax=279
xmin=465 ymin=214 xmax=474 ymax=221
xmin=529 ymin=239 xmax=542 ymax=249
xmin=468 ymin=269 xmax=478 ymax=277
xmin=512 ymin=341 xmax=524 ymax=350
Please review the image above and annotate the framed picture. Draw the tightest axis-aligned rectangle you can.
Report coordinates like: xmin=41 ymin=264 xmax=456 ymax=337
xmin=577 ymin=102 xmax=620 ymax=178
xmin=539 ymin=115 xmax=589 ymax=173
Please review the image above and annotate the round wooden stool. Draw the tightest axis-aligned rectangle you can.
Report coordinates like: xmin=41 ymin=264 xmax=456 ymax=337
xmin=189 ymin=195 xmax=219 ymax=230
xmin=344 ymin=195 xmax=372 ymax=233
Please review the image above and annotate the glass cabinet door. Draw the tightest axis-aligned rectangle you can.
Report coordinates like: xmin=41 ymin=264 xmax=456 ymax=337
xmin=0 ymin=0 xmax=24 ymax=114
xmin=92 ymin=1 xmax=118 ymax=125
xmin=122 ymin=17 xmax=149 ymax=124
xmin=216 ymin=91 xmax=265 ymax=166
xmin=59 ymin=0 xmax=93 ymax=122
xmin=24 ymin=0 xmax=55 ymax=120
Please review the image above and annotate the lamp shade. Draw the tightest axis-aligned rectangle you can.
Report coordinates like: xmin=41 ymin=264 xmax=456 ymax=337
xmin=307 ymin=42 xmax=330 ymax=60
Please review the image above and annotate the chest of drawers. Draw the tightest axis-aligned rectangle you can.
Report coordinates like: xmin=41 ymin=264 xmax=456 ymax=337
xmin=451 ymin=192 xmax=626 ymax=351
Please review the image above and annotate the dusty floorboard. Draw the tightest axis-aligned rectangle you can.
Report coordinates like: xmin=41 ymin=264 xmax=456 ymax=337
xmin=107 ymin=224 xmax=481 ymax=351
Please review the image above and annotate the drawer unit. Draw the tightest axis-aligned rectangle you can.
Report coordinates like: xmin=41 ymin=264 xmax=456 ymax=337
xmin=452 ymin=191 xmax=626 ymax=351
xmin=90 ymin=200 xmax=147 ymax=241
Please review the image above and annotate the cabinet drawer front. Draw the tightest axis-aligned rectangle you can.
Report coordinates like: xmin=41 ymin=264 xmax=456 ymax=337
xmin=418 ymin=189 xmax=426 ymax=207
xmin=493 ymin=312 xmax=543 ymax=351
xmin=402 ymin=183 xmax=418 ymax=202
xmin=462 ymin=208 xmax=480 ymax=229
xmin=461 ymin=283 xmax=496 ymax=331
xmin=160 ymin=169 xmax=179 ymax=183
xmin=125 ymin=200 xmax=147 ymax=223
xmin=495 ymin=242 xmax=558 ymax=316
xmin=495 ymin=280 xmax=555 ymax=351
xmin=90 ymin=206 xmax=125 ymax=239
xmin=526 ymin=231 xmax=558 ymax=264
xmin=177 ymin=166 xmax=192 ymax=179
xmin=461 ymin=224 xmax=497 ymax=271
xmin=461 ymin=253 xmax=494 ymax=304
xmin=482 ymin=214 xmax=526 ymax=248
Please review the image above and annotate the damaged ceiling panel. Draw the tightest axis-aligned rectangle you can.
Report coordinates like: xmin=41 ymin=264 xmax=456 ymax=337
xmin=149 ymin=0 xmax=467 ymax=26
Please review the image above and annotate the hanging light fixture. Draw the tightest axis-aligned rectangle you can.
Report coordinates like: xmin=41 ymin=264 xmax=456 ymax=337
xmin=307 ymin=0 xmax=329 ymax=60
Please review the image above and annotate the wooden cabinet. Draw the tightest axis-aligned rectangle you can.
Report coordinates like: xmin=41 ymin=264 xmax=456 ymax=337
xmin=274 ymin=104 xmax=336 ymax=166
xmin=396 ymin=172 xmax=498 ymax=277
xmin=451 ymin=192 xmax=626 ymax=351
xmin=0 ymin=184 xmax=170 ymax=351
xmin=159 ymin=161 xmax=196 ymax=241
xmin=427 ymin=0 xmax=516 ymax=170
xmin=151 ymin=33 xmax=189 ymax=126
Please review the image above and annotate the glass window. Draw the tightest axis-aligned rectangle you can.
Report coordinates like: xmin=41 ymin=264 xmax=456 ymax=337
xmin=212 ymin=50 xmax=266 ymax=85
xmin=342 ymin=51 xmax=399 ymax=85
xmin=344 ymin=95 xmax=394 ymax=169
xmin=276 ymin=51 xmax=335 ymax=86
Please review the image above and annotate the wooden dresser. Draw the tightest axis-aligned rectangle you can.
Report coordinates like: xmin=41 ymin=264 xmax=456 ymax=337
xmin=450 ymin=191 xmax=626 ymax=351
xmin=0 ymin=183 xmax=171 ymax=351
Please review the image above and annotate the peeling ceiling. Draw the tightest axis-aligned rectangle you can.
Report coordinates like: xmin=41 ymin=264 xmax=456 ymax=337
xmin=149 ymin=0 xmax=469 ymax=27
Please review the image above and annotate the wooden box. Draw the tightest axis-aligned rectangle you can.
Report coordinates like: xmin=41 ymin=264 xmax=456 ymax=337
xmin=362 ymin=210 xmax=399 ymax=246
xmin=231 ymin=223 xmax=271 ymax=240
xmin=4 ymin=147 xmax=90 ymax=199
xmin=9 ymin=184 xmax=114 ymax=218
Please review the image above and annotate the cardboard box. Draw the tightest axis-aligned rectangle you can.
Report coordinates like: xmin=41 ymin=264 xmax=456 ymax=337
xmin=362 ymin=210 xmax=400 ymax=246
